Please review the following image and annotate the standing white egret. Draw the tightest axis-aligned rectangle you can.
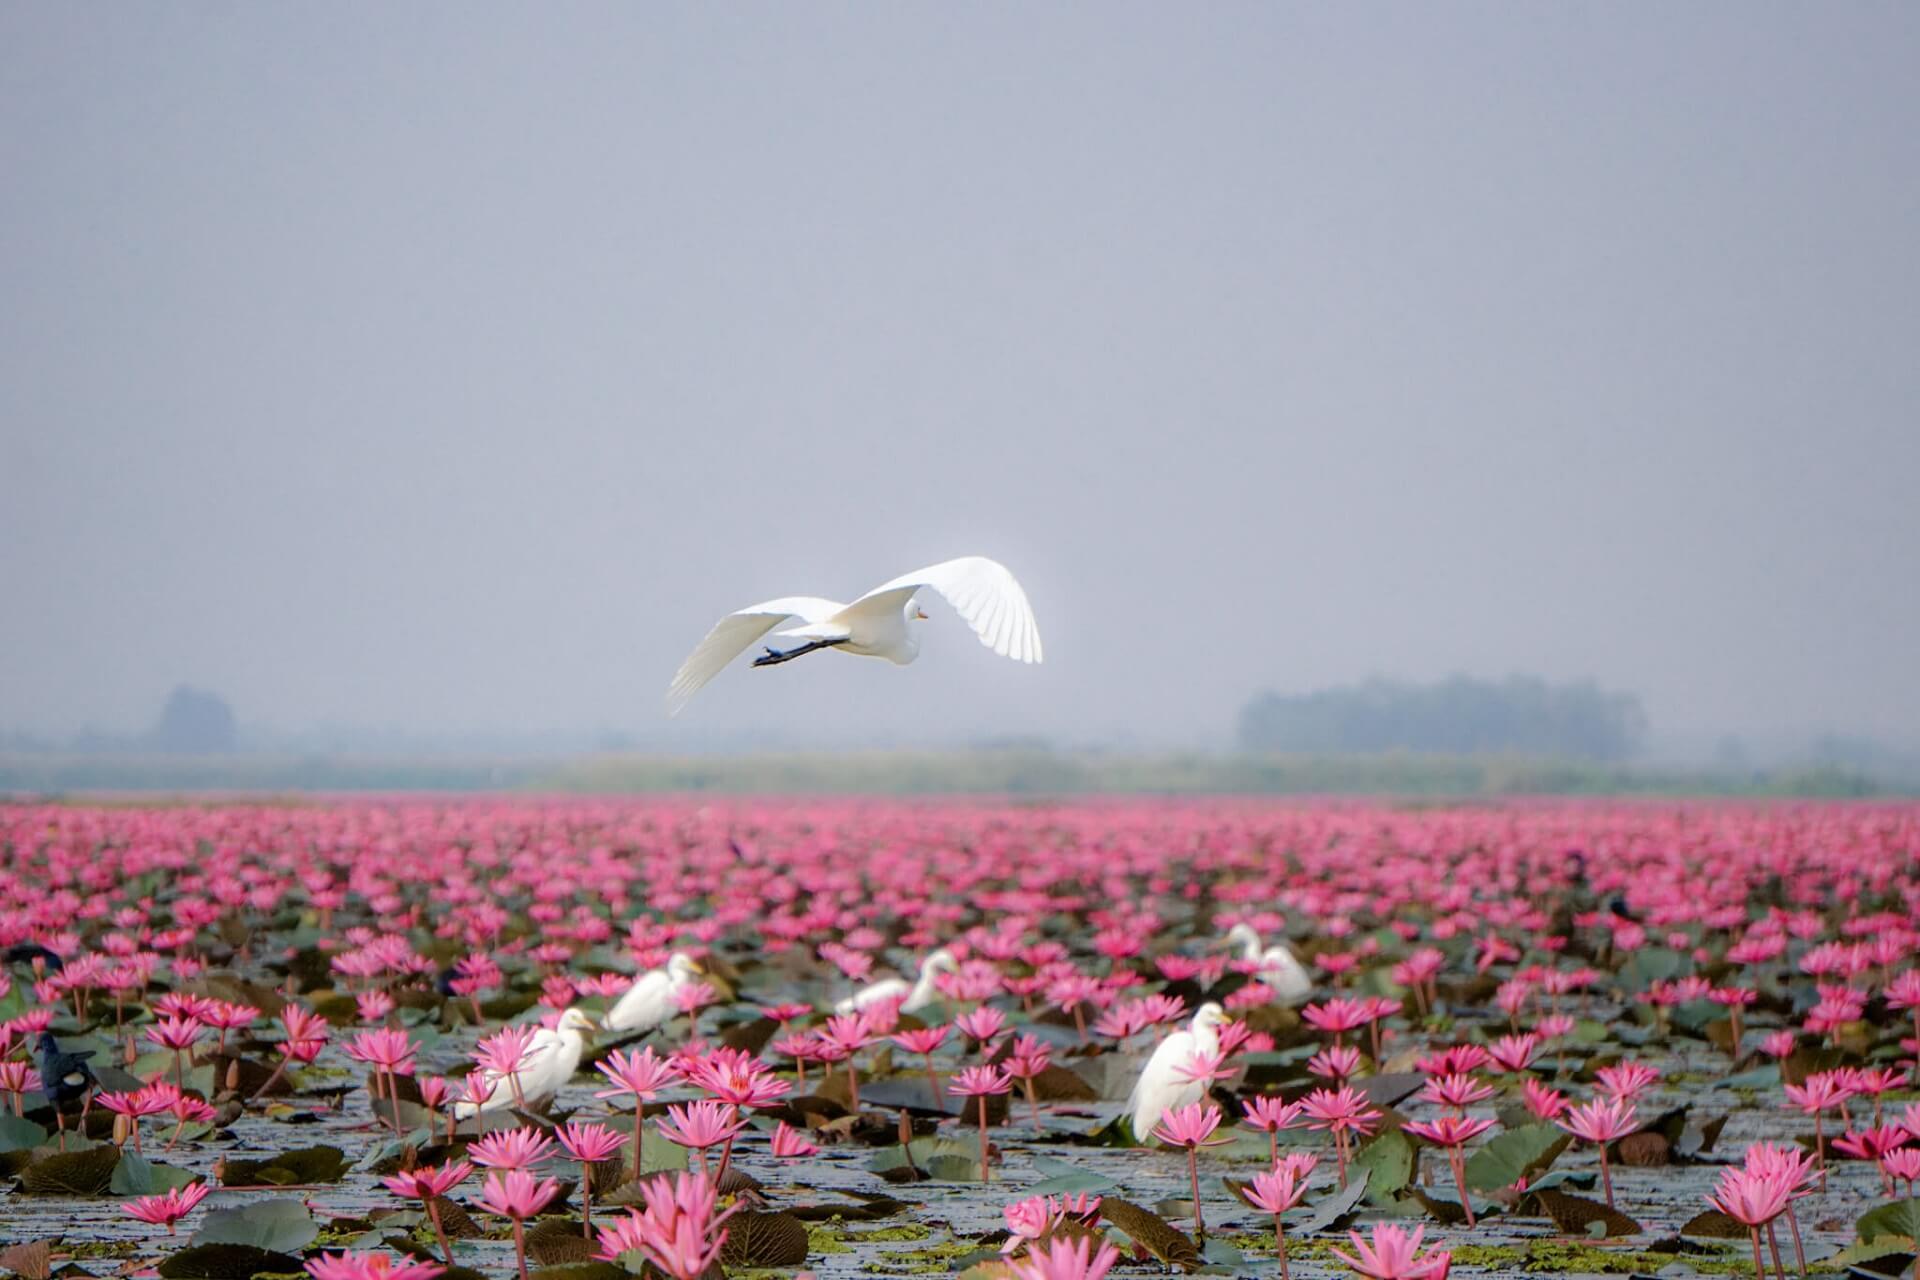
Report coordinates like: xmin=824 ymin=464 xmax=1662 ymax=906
xmin=834 ymin=948 xmax=960 ymax=1016
xmin=454 ymin=1008 xmax=596 ymax=1118
xmin=1222 ymin=923 xmax=1313 ymax=1004
xmin=1128 ymin=1002 xmax=1229 ymax=1143
xmin=665 ymin=556 xmax=1042 ymax=715
xmin=603 ymin=952 xmax=705 ymax=1035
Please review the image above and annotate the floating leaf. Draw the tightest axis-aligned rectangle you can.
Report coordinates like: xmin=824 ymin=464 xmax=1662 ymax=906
xmin=639 ymin=1129 xmax=688 ymax=1174
xmin=0 ymin=1114 xmax=51 ymax=1153
xmin=1031 ymin=1064 xmax=1100 ymax=1102
xmin=191 ymin=1198 xmax=320 ymax=1253
xmin=1858 ymin=1198 xmax=1920 ymax=1244
xmin=1531 ymin=1188 xmax=1641 ymax=1237
xmin=112 ymin=1153 xmax=201 ymax=1196
xmin=430 ymin=1194 xmax=483 ymax=1239
xmin=527 ymin=1266 xmax=631 ymax=1280
xmin=867 ymin=1135 xmax=978 ymax=1174
xmin=1465 ymin=1123 xmax=1570 ymax=1192
xmin=954 ymin=1263 xmax=1019 ymax=1280
xmin=1290 ymin=1172 xmax=1371 ymax=1236
xmin=1404 ymin=1184 xmax=1497 ymax=1226
xmin=1097 ymin=1198 xmax=1200 ymax=1271
xmin=0 ymin=1240 xmax=50 ymax=1280
xmin=526 ymin=1218 xmax=594 ymax=1266
xmin=1831 ymin=1236 xmax=1915 ymax=1269
xmin=1715 ymin=1064 xmax=1782 ymax=1091
xmin=719 ymin=1211 xmax=810 ymax=1267
xmin=1615 ymin=1130 xmax=1670 ymax=1167
xmin=156 ymin=1244 xmax=306 ymax=1279
xmin=1617 ymin=947 xmax=1688 ymax=995
xmin=1681 ymin=1209 xmax=1753 ymax=1239
xmin=20 ymin=1144 xmax=120 ymax=1196
xmin=220 ymin=1144 xmax=348 ymax=1185
xmin=1026 ymin=1153 xmax=1118 ymax=1197
xmin=787 ymin=1192 xmax=912 ymax=1222
xmin=926 ymin=1153 xmax=984 ymax=1181
xmin=1351 ymin=1129 xmax=1414 ymax=1202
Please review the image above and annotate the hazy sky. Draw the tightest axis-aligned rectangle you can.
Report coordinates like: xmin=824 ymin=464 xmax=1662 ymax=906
xmin=3 ymin=5 xmax=1917 ymax=751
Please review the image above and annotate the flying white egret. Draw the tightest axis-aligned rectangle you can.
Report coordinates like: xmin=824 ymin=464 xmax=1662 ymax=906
xmin=1221 ymin=923 xmax=1313 ymax=1004
xmin=454 ymin=1007 xmax=596 ymax=1119
xmin=603 ymin=951 xmax=705 ymax=1035
xmin=665 ymin=556 xmax=1042 ymax=715
xmin=833 ymin=948 xmax=960 ymax=1016
xmin=1128 ymin=1001 xmax=1229 ymax=1143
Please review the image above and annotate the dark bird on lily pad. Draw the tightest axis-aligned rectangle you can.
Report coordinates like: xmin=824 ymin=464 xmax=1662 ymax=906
xmin=5 ymin=941 xmax=63 ymax=973
xmin=37 ymin=1032 xmax=98 ymax=1149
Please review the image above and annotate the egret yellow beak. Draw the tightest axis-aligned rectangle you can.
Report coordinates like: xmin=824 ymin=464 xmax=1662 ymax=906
xmin=915 ymin=608 xmax=929 ymax=620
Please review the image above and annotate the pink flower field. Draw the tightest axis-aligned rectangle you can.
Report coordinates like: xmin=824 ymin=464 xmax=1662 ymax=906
xmin=2 ymin=798 xmax=1918 ymax=1280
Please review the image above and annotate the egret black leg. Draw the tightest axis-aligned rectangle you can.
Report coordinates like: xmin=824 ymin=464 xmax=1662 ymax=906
xmin=753 ymin=638 xmax=849 ymax=667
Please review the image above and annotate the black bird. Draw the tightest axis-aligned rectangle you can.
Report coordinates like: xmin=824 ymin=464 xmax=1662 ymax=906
xmin=5 ymin=942 xmax=63 ymax=973
xmin=36 ymin=1031 xmax=97 ymax=1149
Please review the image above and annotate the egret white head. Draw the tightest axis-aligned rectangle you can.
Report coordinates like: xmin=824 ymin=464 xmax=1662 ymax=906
xmin=1223 ymin=923 xmax=1260 ymax=950
xmin=556 ymin=1007 xmax=598 ymax=1036
xmin=669 ymin=952 xmax=705 ymax=979
xmin=1193 ymin=1001 xmax=1228 ymax=1033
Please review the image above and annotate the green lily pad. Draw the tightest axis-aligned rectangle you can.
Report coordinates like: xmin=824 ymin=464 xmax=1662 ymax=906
xmin=191 ymin=1198 xmax=319 ymax=1253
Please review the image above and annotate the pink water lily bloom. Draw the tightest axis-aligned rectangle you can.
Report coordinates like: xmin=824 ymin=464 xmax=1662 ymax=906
xmin=594 ymin=1170 xmax=738 ymax=1280
xmin=304 ymin=1252 xmax=447 ymax=1280
xmin=771 ymin=1121 xmax=819 ymax=1159
xmin=1557 ymin=1095 xmax=1638 ymax=1209
xmin=121 ymin=1181 xmax=211 ymax=1235
xmin=1328 ymin=1222 xmax=1451 ymax=1280
xmin=1008 ymin=1235 xmax=1122 ymax=1280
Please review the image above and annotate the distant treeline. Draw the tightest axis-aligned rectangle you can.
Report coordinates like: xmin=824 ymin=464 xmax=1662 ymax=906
xmin=0 ymin=747 xmax=1893 ymax=798
xmin=1238 ymin=675 xmax=1647 ymax=760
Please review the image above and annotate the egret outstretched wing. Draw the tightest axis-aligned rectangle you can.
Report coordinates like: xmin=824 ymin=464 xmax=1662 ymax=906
xmin=666 ymin=596 xmax=844 ymax=716
xmin=847 ymin=556 xmax=1043 ymax=663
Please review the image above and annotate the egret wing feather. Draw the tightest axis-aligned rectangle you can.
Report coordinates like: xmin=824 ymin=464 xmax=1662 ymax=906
xmin=666 ymin=596 xmax=845 ymax=716
xmin=849 ymin=557 xmax=1043 ymax=664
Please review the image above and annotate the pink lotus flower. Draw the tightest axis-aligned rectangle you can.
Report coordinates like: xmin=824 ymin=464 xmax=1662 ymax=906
xmin=771 ymin=1121 xmax=819 ymax=1159
xmin=1008 ymin=1235 xmax=1122 ymax=1280
xmin=556 ymin=1121 xmax=625 ymax=1238
xmin=382 ymin=1159 xmax=473 ymax=1201
xmin=1153 ymin=1102 xmax=1229 ymax=1236
xmin=950 ymin=1063 xmax=1013 ymax=1181
xmin=1419 ymin=1073 xmax=1494 ymax=1111
xmin=1708 ymin=1166 xmax=1796 ymax=1280
xmin=1485 ymin=1033 xmax=1541 ymax=1074
xmin=121 ymin=1180 xmax=211 ymax=1235
xmin=955 ymin=1006 xmax=1008 ymax=1048
xmin=657 ymin=1099 xmax=745 ymax=1173
xmin=1404 ymin=1113 xmax=1494 ymax=1226
xmin=304 ymin=1252 xmax=446 ymax=1280
xmin=1302 ymin=998 xmax=1372 ymax=1041
xmin=1242 ymin=1093 xmax=1306 ymax=1166
xmin=594 ymin=1170 xmax=738 ymax=1280
xmin=1328 ymin=1222 xmax=1451 ymax=1280
xmin=477 ymin=1169 xmax=560 ymax=1280
xmin=595 ymin=1045 xmax=683 ymax=1174
xmin=1557 ymin=1095 xmax=1638 ymax=1209
xmin=1308 ymin=1044 xmax=1363 ymax=1084
xmin=1301 ymin=1085 xmax=1382 ymax=1189
xmin=469 ymin=1126 xmax=556 ymax=1171
xmin=1244 ymin=1155 xmax=1315 ymax=1279
xmin=1595 ymin=1061 xmax=1659 ymax=1101
xmin=1522 ymin=1078 xmax=1569 ymax=1121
